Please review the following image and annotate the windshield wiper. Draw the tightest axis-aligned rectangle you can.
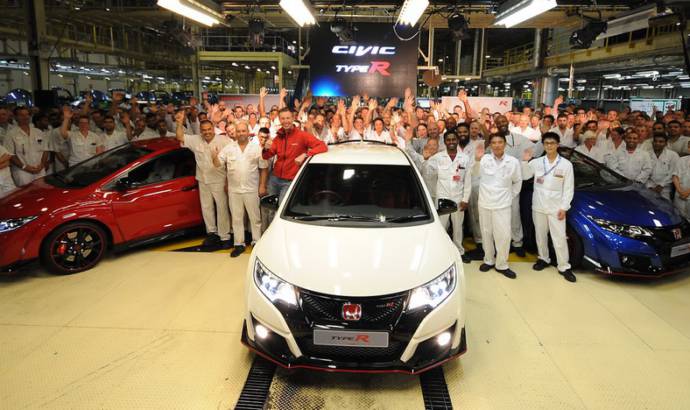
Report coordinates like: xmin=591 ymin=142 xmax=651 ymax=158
xmin=292 ymin=214 xmax=383 ymax=222
xmin=386 ymin=214 xmax=429 ymax=223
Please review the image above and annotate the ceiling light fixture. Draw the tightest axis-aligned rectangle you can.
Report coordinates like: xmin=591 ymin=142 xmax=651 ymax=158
xmin=157 ymin=0 xmax=221 ymax=27
xmin=279 ymin=0 xmax=316 ymax=27
xmin=397 ymin=0 xmax=429 ymax=26
xmin=494 ymin=0 xmax=557 ymax=28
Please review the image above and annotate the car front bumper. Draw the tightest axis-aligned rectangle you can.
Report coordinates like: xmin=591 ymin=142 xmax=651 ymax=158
xmin=583 ymin=223 xmax=690 ymax=278
xmin=0 ymin=225 xmax=40 ymax=272
xmin=243 ymin=280 xmax=466 ymax=374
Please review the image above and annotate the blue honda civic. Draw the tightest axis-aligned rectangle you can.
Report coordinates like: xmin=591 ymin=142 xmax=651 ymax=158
xmin=520 ymin=147 xmax=690 ymax=278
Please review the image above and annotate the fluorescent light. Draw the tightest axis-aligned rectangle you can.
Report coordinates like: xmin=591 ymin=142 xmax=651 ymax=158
xmin=231 ymin=62 xmax=238 ymax=67
xmin=397 ymin=0 xmax=429 ymax=26
xmin=157 ymin=0 xmax=220 ymax=27
xmin=495 ymin=0 xmax=557 ymax=28
xmin=279 ymin=0 xmax=316 ymax=27
xmin=603 ymin=73 xmax=622 ymax=79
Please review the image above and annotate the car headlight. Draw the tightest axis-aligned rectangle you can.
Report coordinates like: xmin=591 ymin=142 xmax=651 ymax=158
xmin=408 ymin=264 xmax=456 ymax=311
xmin=253 ymin=259 xmax=298 ymax=306
xmin=0 ymin=216 xmax=37 ymax=233
xmin=589 ymin=217 xmax=653 ymax=239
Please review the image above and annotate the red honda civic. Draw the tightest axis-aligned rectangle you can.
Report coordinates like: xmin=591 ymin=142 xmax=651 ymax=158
xmin=0 ymin=138 xmax=203 ymax=274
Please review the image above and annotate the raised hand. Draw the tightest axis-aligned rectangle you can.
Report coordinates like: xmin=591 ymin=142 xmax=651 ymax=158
xmin=259 ymin=87 xmax=268 ymax=98
xmin=174 ymin=110 xmax=185 ymax=124
xmin=404 ymin=87 xmax=412 ymax=100
xmin=62 ymin=105 xmax=73 ymax=120
xmin=554 ymin=95 xmax=564 ymax=107
xmin=522 ymin=148 xmax=533 ymax=161
xmin=458 ymin=89 xmax=468 ymax=102
xmin=351 ymin=95 xmax=361 ymax=108
xmin=279 ymin=88 xmax=287 ymax=99
xmin=475 ymin=144 xmax=485 ymax=162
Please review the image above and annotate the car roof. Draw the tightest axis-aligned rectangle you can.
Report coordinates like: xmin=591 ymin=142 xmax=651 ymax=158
xmin=309 ymin=142 xmax=411 ymax=166
xmin=130 ymin=137 xmax=182 ymax=152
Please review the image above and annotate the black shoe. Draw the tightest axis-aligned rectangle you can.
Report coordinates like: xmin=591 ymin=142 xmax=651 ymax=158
xmin=532 ymin=259 xmax=550 ymax=271
xmin=512 ymin=246 xmax=526 ymax=257
xmin=559 ymin=269 xmax=577 ymax=282
xmin=496 ymin=268 xmax=517 ymax=279
xmin=479 ymin=263 xmax=494 ymax=272
xmin=202 ymin=233 xmax=220 ymax=247
xmin=461 ymin=254 xmax=471 ymax=264
xmin=230 ymin=245 xmax=246 ymax=258
xmin=219 ymin=240 xmax=233 ymax=250
xmin=467 ymin=246 xmax=485 ymax=261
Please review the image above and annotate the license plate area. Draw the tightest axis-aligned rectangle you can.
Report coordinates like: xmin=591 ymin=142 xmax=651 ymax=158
xmin=671 ymin=243 xmax=690 ymax=258
xmin=313 ymin=329 xmax=389 ymax=348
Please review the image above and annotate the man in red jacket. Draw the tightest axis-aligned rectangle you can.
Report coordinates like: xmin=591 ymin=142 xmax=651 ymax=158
xmin=260 ymin=108 xmax=327 ymax=202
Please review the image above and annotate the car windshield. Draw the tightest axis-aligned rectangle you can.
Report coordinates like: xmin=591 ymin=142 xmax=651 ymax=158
xmin=45 ymin=145 xmax=152 ymax=188
xmin=283 ymin=163 xmax=432 ymax=225
xmin=558 ymin=147 xmax=630 ymax=189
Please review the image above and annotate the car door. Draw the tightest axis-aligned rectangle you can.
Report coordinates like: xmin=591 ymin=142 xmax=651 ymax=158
xmin=109 ymin=149 xmax=202 ymax=241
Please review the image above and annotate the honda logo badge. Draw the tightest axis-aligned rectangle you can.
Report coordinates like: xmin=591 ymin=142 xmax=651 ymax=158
xmin=342 ymin=303 xmax=362 ymax=321
xmin=673 ymin=228 xmax=682 ymax=240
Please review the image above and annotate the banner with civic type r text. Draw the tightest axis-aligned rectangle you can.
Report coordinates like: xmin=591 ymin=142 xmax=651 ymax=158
xmin=310 ymin=23 xmax=418 ymax=97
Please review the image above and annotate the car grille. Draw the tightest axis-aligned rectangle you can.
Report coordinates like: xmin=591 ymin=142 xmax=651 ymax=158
xmin=296 ymin=338 xmax=405 ymax=362
xmin=644 ymin=221 xmax=690 ymax=243
xmin=299 ymin=290 xmax=407 ymax=324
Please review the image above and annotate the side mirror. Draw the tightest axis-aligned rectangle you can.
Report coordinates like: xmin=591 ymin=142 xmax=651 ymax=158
xmin=437 ymin=198 xmax=458 ymax=216
xmin=115 ymin=178 xmax=131 ymax=192
xmin=260 ymin=194 xmax=280 ymax=211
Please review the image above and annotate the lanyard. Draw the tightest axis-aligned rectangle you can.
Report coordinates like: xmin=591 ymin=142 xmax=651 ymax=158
xmin=542 ymin=155 xmax=561 ymax=177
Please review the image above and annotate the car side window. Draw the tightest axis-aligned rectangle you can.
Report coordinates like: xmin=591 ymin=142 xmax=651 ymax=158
xmin=127 ymin=149 xmax=195 ymax=186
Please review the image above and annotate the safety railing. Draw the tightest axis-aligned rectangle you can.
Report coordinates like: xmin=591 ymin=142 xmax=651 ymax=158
xmin=199 ymin=33 xmax=297 ymax=56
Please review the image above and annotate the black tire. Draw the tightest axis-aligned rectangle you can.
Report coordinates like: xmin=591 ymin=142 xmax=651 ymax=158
xmin=547 ymin=224 xmax=584 ymax=269
xmin=566 ymin=225 xmax=584 ymax=269
xmin=40 ymin=222 xmax=108 ymax=275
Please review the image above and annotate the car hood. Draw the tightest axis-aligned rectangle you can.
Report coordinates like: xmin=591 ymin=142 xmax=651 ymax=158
xmin=0 ymin=179 xmax=90 ymax=219
xmin=574 ymin=185 xmax=682 ymax=227
xmin=253 ymin=219 xmax=458 ymax=297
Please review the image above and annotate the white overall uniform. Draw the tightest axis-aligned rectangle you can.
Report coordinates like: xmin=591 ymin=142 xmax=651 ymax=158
xmin=183 ymin=134 xmax=232 ymax=241
xmin=0 ymin=145 xmax=17 ymax=198
xmin=216 ymin=142 xmax=268 ymax=246
xmin=4 ymin=125 xmax=49 ymax=186
xmin=607 ymin=148 xmax=653 ymax=184
xmin=550 ymin=126 xmax=576 ymax=148
xmin=65 ymin=130 xmax=105 ymax=166
xmin=647 ymin=148 xmax=679 ymax=200
xmin=673 ymin=156 xmax=690 ymax=218
xmin=102 ymin=130 xmax=129 ymax=151
xmin=468 ymin=139 xmax=485 ymax=245
xmin=422 ymin=151 xmax=472 ymax=254
xmin=477 ymin=153 xmax=522 ymax=270
xmin=522 ymin=155 xmax=575 ymax=272
xmin=503 ymin=132 xmax=534 ymax=248
xmin=575 ymin=144 xmax=607 ymax=163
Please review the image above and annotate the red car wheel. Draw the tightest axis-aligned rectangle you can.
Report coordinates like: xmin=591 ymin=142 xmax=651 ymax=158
xmin=40 ymin=222 xmax=108 ymax=275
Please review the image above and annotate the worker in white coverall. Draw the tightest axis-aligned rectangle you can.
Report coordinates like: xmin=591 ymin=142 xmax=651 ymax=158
xmin=421 ymin=130 xmax=472 ymax=264
xmin=520 ymin=132 xmax=576 ymax=283
xmin=494 ymin=115 xmax=537 ymax=257
xmin=474 ymin=133 xmax=523 ymax=279
xmin=647 ymin=133 xmax=679 ymax=200
xmin=606 ymin=131 xmax=653 ymax=184
xmin=212 ymin=121 xmax=269 ymax=258
xmin=175 ymin=110 xmax=232 ymax=248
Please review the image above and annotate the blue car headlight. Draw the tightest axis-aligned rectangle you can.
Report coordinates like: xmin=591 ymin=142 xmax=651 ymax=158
xmin=0 ymin=216 xmax=37 ymax=233
xmin=408 ymin=264 xmax=456 ymax=311
xmin=253 ymin=259 xmax=298 ymax=306
xmin=589 ymin=217 xmax=653 ymax=239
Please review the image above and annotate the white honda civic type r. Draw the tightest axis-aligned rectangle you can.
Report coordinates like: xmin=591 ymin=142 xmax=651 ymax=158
xmin=242 ymin=141 xmax=466 ymax=374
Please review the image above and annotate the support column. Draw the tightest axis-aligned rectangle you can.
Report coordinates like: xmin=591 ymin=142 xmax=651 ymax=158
xmin=567 ymin=62 xmax=575 ymax=99
xmin=278 ymin=57 xmax=283 ymax=90
xmin=472 ymin=29 xmax=480 ymax=76
xmin=26 ymin=0 xmax=50 ymax=90
xmin=541 ymin=76 xmax=558 ymax=107
xmin=192 ymin=52 xmax=201 ymax=97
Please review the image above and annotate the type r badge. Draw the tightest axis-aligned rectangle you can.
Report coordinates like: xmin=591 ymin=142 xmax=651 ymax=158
xmin=342 ymin=303 xmax=362 ymax=321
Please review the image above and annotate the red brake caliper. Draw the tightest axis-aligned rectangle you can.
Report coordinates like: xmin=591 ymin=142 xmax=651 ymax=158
xmin=57 ymin=243 xmax=67 ymax=255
